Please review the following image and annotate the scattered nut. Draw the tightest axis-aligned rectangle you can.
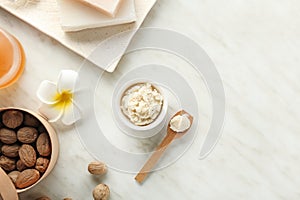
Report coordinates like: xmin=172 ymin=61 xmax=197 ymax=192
xmin=24 ymin=114 xmax=40 ymax=127
xmin=63 ymin=198 xmax=72 ymax=200
xmin=2 ymin=110 xmax=23 ymax=129
xmin=0 ymin=128 xmax=17 ymax=144
xmin=17 ymin=127 xmax=38 ymax=143
xmin=19 ymin=144 xmax=37 ymax=167
xmin=8 ymin=171 xmax=20 ymax=183
xmin=36 ymin=133 xmax=51 ymax=157
xmin=93 ymin=184 xmax=110 ymax=200
xmin=0 ymin=155 xmax=16 ymax=171
xmin=15 ymin=169 xmax=40 ymax=189
xmin=88 ymin=161 xmax=107 ymax=175
xmin=35 ymin=157 xmax=50 ymax=173
xmin=1 ymin=144 xmax=20 ymax=157
xmin=16 ymin=159 xmax=27 ymax=171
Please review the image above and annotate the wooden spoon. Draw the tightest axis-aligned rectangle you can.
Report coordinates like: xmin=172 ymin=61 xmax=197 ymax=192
xmin=135 ymin=110 xmax=193 ymax=183
xmin=0 ymin=167 xmax=19 ymax=200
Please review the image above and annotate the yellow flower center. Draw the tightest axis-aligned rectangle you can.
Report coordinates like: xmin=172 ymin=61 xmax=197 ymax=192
xmin=53 ymin=90 xmax=73 ymax=110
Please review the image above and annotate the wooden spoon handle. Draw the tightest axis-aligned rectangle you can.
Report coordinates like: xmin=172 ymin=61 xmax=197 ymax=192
xmin=0 ymin=167 xmax=19 ymax=200
xmin=135 ymin=131 xmax=176 ymax=183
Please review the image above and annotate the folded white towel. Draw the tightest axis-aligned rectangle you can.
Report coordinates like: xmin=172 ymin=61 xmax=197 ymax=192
xmin=57 ymin=0 xmax=136 ymax=32
xmin=75 ymin=0 xmax=123 ymax=17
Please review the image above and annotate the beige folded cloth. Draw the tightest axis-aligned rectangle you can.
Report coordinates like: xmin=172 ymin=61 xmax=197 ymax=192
xmin=1 ymin=0 xmax=157 ymax=72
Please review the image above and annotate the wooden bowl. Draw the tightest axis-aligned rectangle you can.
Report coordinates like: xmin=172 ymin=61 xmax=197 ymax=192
xmin=0 ymin=107 xmax=59 ymax=197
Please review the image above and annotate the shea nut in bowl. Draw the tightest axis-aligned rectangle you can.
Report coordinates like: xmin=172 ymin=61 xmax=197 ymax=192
xmin=113 ymin=79 xmax=168 ymax=138
xmin=0 ymin=107 xmax=58 ymax=195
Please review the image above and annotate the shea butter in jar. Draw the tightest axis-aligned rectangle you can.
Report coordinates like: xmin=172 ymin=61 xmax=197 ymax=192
xmin=0 ymin=28 xmax=25 ymax=89
xmin=121 ymin=82 xmax=164 ymax=126
xmin=113 ymin=79 xmax=168 ymax=138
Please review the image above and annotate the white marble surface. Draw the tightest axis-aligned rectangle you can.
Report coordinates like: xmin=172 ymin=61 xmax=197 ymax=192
xmin=1 ymin=0 xmax=300 ymax=199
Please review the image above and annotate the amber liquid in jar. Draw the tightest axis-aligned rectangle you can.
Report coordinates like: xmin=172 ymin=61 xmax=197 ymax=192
xmin=0 ymin=29 xmax=25 ymax=89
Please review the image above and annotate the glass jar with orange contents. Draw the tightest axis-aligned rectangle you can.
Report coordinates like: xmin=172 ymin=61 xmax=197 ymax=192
xmin=0 ymin=28 xmax=25 ymax=89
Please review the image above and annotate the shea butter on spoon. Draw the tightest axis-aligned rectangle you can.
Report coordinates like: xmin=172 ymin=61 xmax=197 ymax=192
xmin=169 ymin=114 xmax=191 ymax=133
xmin=135 ymin=110 xmax=193 ymax=183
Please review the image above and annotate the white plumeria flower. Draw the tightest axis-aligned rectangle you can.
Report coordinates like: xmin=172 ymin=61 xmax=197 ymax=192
xmin=37 ymin=70 xmax=81 ymax=125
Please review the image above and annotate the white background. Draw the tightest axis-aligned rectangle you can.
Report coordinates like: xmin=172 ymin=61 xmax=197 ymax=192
xmin=0 ymin=0 xmax=300 ymax=199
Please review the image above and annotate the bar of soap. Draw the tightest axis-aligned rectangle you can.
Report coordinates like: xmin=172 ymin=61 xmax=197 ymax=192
xmin=76 ymin=0 xmax=122 ymax=17
xmin=57 ymin=0 xmax=136 ymax=32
